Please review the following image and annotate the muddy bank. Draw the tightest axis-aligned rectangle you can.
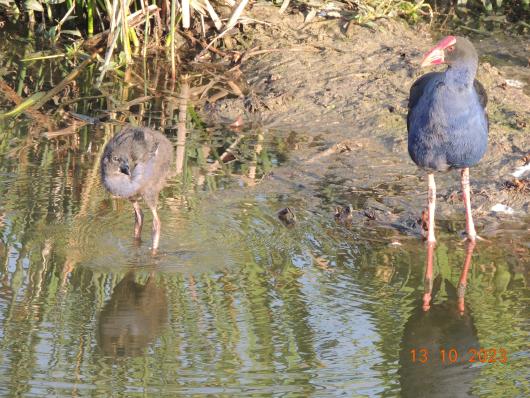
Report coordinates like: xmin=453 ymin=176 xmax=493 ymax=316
xmin=207 ymin=4 xmax=530 ymax=240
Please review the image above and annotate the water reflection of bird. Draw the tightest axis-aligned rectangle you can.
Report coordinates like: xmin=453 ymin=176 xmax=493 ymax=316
xmin=97 ymin=271 xmax=168 ymax=357
xmin=408 ymin=36 xmax=488 ymax=243
xmin=399 ymin=276 xmax=479 ymax=398
xmin=100 ymin=126 xmax=173 ymax=251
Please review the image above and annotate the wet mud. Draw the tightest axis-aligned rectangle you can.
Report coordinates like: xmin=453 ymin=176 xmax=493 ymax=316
xmin=209 ymin=4 xmax=530 ymax=242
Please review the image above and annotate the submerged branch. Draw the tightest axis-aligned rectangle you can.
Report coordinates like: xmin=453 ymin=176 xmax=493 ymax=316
xmin=207 ymin=134 xmax=245 ymax=172
xmin=34 ymin=52 xmax=101 ymax=111
xmin=0 ymin=80 xmax=54 ymax=127
xmin=43 ymin=122 xmax=88 ymax=139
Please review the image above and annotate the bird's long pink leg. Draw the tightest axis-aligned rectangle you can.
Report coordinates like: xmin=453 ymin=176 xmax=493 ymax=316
xmin=427 ymin=173 xmax=436 ymax=244
xmin=150 ymin=205 xmax=161 ymax=253
xmin=422 ymin=241 xmax=436 ymax=311
xmin=457 ymin=240 xmax=476 ymax=314
xmin=461 ymin=168 xmax=477 ymax=241
xmin=132 ymin=200 xmax=143 ymax=240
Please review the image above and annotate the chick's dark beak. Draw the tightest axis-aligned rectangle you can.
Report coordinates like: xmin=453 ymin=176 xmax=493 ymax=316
xmin=119 ymin=161 xmax=130 ymax=176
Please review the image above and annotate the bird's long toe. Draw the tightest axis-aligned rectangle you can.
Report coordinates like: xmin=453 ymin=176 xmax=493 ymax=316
xmin=460 ymin=232 xmax=488 ymax=243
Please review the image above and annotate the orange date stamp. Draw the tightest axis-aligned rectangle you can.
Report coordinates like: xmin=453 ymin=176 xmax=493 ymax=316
xmin=410 ymin=348 xmax=508 ymax=364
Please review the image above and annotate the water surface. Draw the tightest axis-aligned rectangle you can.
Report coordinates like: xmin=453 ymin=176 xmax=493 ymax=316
xmin=0 ymin=29 xmax=528 ymax=397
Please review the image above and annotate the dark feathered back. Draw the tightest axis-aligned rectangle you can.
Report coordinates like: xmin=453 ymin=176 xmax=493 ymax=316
xmin=407 ymin=72 xmax=488 ymax=132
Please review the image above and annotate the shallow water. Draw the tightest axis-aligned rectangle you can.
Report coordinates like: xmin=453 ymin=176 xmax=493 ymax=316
xmin=0 ymin=29 xmax=529 ymax=397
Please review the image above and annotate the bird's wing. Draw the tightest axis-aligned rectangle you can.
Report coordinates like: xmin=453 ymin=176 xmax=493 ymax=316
xmin=473 ymin=79 xmax=489 ymax=131
xmin=407 ymin=72 xmax=442 ymax=131
xmin=473 ymin=79 xmax=487 ymax=109
xmin=128 ymin=127 xmax=155 ymax=163
xmin=132 ymin=127 xmax=146 ymax=143
xmin=132 ymin=127 xmax=161 ymax=155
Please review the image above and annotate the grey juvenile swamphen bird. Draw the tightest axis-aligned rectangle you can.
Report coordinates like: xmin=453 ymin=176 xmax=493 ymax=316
xmin=101 ymin=126 xmax=173 ymax=251
xmin=408 ymin=36 xmax=488 ymax=243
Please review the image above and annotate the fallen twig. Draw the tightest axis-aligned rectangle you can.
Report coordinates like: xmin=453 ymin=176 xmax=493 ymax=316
xmin=306 ymin=140 xmax=354 ymax=163
xmin=179 ymin=29 xmax=228 ymax=58
xmin=43 ymin=121 xmax=88 ymax=139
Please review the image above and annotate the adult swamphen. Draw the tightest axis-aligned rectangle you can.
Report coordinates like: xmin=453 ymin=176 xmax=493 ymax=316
xmin=408 ymin=36 xmax=488 ymax=243
xmin=101 ymin=126 xmax=173 ymax=252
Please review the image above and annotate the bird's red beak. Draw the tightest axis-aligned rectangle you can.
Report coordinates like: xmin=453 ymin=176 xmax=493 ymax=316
xmin=420 ymin=36 xmax=457 ymax=67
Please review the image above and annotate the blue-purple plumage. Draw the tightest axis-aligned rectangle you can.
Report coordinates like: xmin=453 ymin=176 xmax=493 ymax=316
xmin=407 ymin=39 xmax=488 ymax=172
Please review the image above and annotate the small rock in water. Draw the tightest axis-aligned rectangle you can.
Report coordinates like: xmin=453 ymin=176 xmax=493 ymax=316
xmin=278 ymin=207 xmax=296 ymax=227
xmin=363 ymin=208 xmax=376 ymax=220
xmin=335 ymin=204 xmax=353 ymax=225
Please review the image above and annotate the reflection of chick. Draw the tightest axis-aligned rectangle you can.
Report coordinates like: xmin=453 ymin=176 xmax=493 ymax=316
xmin=100 ymin=126 xmax=173 ymax=250
xmin=97 ymin=272 xmax=168 ymax=357
xmin=399 ymin=277 xmax=479 ymax=398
